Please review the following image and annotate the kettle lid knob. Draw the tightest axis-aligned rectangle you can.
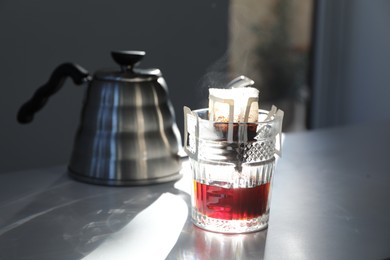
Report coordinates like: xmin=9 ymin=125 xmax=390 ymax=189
xmin=111 ymin=50 xmax=146 ymax=71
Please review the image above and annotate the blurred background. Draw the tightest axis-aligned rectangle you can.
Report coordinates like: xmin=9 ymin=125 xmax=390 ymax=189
xmin=1 ymin=0 xmax=389 ymax=174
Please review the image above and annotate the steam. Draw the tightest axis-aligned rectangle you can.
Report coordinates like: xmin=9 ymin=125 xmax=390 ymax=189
xmin=196 ymin=49 xmax=252 ymax=108
xmin=198 ymin=53 xmax=230 ymax=90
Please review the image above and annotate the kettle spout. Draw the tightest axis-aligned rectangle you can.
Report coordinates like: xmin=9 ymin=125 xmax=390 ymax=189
xmin=226 ymin=75 xmax=255 ymax=89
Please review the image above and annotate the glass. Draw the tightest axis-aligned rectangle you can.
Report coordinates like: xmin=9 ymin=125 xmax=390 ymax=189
xmin=184 ymin=108 xmax=283 ymax=233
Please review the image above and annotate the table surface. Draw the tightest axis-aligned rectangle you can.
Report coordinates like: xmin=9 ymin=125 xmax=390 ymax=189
xmin=1 ymin=121 xmax=390 ymax=260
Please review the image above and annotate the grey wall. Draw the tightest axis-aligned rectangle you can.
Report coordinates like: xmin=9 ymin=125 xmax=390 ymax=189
xmin=0 ymin=0 xmax=228 ymax=173
xmin=311 ymin=0 xmax=390 ymax=128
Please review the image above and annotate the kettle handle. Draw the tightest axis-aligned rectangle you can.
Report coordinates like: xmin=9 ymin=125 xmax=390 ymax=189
xmin=17 ymin=63 xmax=91 ymax=124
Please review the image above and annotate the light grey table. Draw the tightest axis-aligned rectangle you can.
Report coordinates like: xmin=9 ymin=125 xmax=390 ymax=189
xmin=1 ymin=121 xmax=390 ymax=260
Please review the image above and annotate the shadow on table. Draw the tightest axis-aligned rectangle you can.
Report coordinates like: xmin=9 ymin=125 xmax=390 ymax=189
xmin=0 ymin=170 xmax=182 ymax=260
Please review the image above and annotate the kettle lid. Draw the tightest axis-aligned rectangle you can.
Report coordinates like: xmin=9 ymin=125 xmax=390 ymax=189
xmin=94 ymin=50 xmax=161 ymax=82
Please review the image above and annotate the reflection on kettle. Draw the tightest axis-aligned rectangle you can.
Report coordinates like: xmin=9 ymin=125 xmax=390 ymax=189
xmin=18 ymin=51 xmax=184 ymax=186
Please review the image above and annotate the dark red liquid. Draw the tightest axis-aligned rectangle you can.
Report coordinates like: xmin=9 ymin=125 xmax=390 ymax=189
xmin=194 ymin=181 xmax=271 ymax=220
xmin=213 ymin=122 xmax=258 ymax=141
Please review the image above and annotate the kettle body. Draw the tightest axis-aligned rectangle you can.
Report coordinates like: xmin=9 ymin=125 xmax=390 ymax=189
xmin=18 ymin=51 xmax=183 ymax=186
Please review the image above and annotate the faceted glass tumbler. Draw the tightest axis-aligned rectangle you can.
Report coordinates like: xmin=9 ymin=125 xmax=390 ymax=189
xmin=184 ymin=108 xmax=283 ymax=233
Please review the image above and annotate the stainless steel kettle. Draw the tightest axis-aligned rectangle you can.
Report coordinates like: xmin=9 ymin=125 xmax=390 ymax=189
xmin=18 ymin=51 xmax=183 ymax=186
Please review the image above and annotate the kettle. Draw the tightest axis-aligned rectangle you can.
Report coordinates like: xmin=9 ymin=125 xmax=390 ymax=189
xmin=18 ymin=50 xmax=184 ymax=186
